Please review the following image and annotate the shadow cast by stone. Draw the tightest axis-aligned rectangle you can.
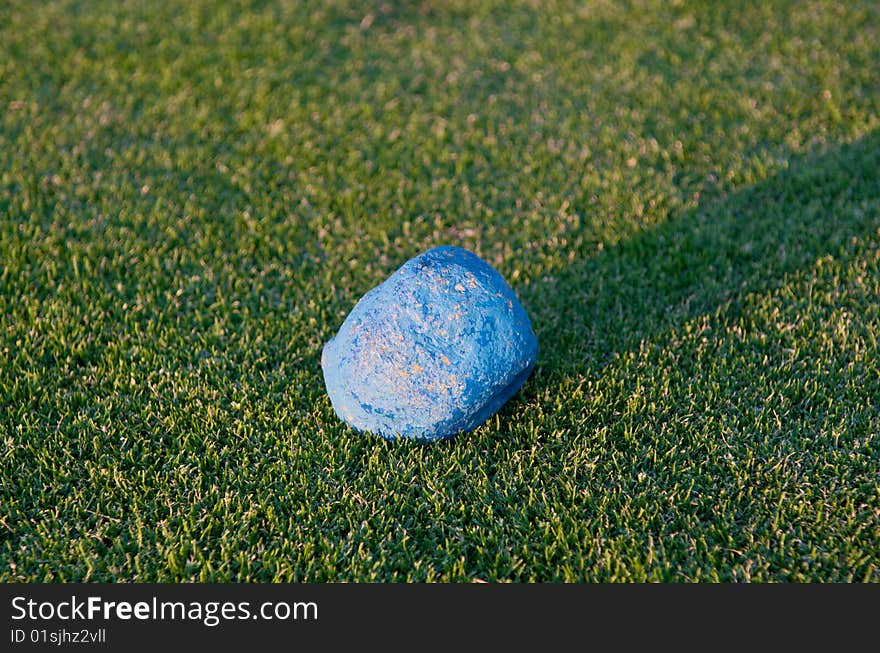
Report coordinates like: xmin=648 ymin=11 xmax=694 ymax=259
xmin=518 ymin=131 xmax=880 ymax=389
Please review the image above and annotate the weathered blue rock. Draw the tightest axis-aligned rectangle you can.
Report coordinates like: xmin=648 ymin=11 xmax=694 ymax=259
xmin=322 ymin=245 xmax=538 ymax=441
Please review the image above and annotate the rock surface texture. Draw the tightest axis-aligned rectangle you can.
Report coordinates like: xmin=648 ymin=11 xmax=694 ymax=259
xmin=322 ymin=246 xmax=538 ymax=441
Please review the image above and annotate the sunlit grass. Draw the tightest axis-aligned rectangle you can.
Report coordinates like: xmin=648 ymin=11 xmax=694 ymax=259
xmin=1 ymin=0 xmax=878 ymax=581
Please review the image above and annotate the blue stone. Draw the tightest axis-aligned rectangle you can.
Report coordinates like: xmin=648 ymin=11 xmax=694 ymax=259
xmin=321 ymin=245 xmax=538 ymax=441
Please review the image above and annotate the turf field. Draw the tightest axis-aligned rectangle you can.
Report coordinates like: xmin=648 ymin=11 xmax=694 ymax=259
xmin=1 ymin=0 xmax=879 ymax=582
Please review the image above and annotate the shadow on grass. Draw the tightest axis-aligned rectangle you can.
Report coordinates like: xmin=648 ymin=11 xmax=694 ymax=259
xmin=519 ymin=131 xmax=880 ymax=387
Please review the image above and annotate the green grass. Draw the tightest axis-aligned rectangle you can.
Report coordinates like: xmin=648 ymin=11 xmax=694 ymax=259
xmin=2 ymin=0 xmax=879 ymax=582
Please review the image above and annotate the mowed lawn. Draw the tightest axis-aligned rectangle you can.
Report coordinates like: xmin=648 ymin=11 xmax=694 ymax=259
xmin=1 ymin=0 xmax=879 ymax=582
